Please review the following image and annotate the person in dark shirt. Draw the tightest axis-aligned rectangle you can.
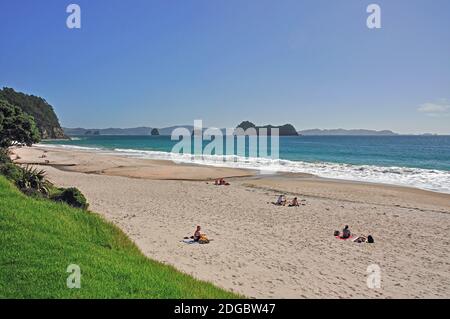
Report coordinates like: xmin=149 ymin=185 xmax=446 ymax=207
xmin=193 ymin=225 xmax=202 ymax=241
xmin=341 ymin=225 xmax=351 ymax=239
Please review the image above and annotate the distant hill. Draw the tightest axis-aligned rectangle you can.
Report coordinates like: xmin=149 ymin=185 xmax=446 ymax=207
xmin=236 ymin=121 xmax=299 ymax=136
xmin=64 ymin=127 xmax=152 ymax=136
xmin=66 ymin=126 xmax=400 ymax=137
xmin=299 ymin=129 xmax=398 ymax=136
xmin=64 ymin=126 xmax=194 ymax=136
xmin=0 ymin=87 xmax=67 ymax=139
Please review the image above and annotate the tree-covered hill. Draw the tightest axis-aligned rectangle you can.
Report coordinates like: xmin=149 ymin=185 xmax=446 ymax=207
xmin=236 ymin=121 xmax=299 ymax=136
xmin=0 ymin=87 xmax=66 ymax=139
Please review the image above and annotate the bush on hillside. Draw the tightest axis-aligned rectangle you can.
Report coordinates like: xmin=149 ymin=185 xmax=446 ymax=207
xmin=0 ymin=148 xmax=10 ymax=164
xmin=0 ymin=162 xmax=23 ymax=181
xmin=0 ymin=148 xmax=89 ymax=210
xmin=16 ymin=165 xmax=49 ymax=196
xmin=52 ymin=187 xmax=89 ymax=210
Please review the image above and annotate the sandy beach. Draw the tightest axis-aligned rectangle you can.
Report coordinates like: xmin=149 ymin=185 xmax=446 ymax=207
xmin=11 ymin=145 xmax=450 ymax=298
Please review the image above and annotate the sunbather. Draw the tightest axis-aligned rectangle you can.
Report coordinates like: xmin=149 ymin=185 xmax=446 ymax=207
xmin=273 ymin=195 xmax=286 ymax=206
xmin=289 ymin=197 xmax=300 ymax=207
xmin=193 ymin=225 xmax=202 ymax=242
xmin=341 ymin=225 xmax=351 ymax=239
xmin=215 ymin=178 xmax=230 ymax=186
xmin=352 ymin=236 xmax=367 ymax=243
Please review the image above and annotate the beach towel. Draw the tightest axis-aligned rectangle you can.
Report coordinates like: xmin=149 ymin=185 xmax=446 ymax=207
xmin=182 ymin=239 xmax=199 ymax=244
xmin=335 ymin=235 xmax=354 ymax=241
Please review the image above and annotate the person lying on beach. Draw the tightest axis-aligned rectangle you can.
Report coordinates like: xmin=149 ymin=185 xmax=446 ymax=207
xmin=288 ymin=197 xmax=300 ymax=207
xmin=353 ymin=235 xmax=375 ymax=243
xmin=341 ymin=225 xmax=351 ymax=239
xmin=352 ymin=236 xmax=367 ymax=243
xmin=215 ymin=178 xmax=230 ymax=186
xmin=273 ymin=195 xmax=286 ymax=206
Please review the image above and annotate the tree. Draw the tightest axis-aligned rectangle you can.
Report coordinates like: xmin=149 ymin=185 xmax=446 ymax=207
xmin=0 ymin=87 xmax=66 ymax=139
xmin=0 ymin=99 xmax=40 ymax=148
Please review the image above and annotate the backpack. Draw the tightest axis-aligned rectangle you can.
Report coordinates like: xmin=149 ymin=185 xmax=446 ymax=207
xmin=367 ymin=235 xmax=374 ymax=243
xmin=199 ymin=235 xmax=210 ymax=244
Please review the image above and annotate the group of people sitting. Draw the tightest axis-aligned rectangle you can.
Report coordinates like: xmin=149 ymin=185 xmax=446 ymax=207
xmin=335 ymin=225 xmax=374 ymax=243
xmin=186 ymin=224 xmax=373 ymax=246
xmin=273 ymin=194 xmax=302 ymax=207
xmin=214 ymin=178 xmax=230 ymax=186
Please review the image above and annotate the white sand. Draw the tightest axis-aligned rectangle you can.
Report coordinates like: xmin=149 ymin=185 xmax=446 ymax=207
xmin=12 ymin=146 xmax=450 ymax=298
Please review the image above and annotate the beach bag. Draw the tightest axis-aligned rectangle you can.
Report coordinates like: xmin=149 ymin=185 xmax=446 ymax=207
xmin=367 ymin=235 xmax=374 ymax=243
xmin=333 ymin=230 xmax=340 ymax=237
xmin=199 ymin=235 xmax=210 ymax=244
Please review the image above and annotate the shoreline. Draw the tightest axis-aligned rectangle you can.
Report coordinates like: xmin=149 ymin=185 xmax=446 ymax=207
xmin=13 ymin=145 xmax=450 ymax=207
xmin=28 ymin=143 xmax=450 ymax=194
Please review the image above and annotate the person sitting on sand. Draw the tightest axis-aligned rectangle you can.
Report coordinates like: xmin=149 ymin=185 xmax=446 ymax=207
xmin=274 ymin=195 xmax=286 ymax=206
xmin=289 ymin=197 xmax=300 ymax=207
xmin=341 ymin=225 xmax=351 ymax=239
xmin=193 ymin=225 xmax=202 ymax=242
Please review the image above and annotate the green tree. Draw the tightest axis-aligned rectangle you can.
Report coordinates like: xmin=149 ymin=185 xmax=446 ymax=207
xmin=0 ymin=87 xmax=66 ymax=139
xmin=0 ymin=99 xmax=40 ymax=148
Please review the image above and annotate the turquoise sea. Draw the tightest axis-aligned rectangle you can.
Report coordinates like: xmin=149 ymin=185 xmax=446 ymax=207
xmin=42 ymin=135 xmax=450 ymax=193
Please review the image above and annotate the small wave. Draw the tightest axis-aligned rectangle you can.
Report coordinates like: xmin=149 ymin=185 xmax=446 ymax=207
xmin=36 ymin=143 xmax=102 ymax=151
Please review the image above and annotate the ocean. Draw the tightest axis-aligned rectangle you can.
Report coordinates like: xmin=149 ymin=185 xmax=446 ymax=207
xmin=41 ymin=135 xmax=450 ymax=193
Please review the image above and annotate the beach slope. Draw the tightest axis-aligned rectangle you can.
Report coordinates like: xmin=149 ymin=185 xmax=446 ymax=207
xmin=10 ymin=146 xmax=450 ymax=298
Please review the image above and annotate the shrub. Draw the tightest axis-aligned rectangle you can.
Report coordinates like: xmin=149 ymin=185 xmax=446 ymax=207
xmin=17 ymin=165 xmax=48 ymax=196
xmin=0 ymin=156 xmax=90 ymax=208
xmin=0 ymin=162 xmax=23 ymax=181
xmin=52 ymin=187 xmax=88 ymax=210
xmin=0 ymin=161 xmax=52 ymax=199
xmin=0 ymin=148 xmax=11 ymax=164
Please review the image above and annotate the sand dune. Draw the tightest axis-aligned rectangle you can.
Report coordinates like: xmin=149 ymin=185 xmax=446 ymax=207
xmin=11 ymin=146 xmax=450 ymax=298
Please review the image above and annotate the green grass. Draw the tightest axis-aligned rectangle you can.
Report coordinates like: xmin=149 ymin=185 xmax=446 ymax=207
xmin=0 ymin=176 xmax=239 ymax=298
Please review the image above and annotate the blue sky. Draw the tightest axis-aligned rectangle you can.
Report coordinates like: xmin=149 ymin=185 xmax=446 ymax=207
xmin=1 ymin=0 xmax=449 ymax=134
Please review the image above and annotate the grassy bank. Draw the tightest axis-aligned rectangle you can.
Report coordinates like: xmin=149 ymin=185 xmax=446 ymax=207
xmin=0 ymin=176 xmax=238 ymax=298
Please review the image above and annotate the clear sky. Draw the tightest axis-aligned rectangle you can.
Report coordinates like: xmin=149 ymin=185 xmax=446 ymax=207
xmin=1 ymin=0 xmax=449 ymax=134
